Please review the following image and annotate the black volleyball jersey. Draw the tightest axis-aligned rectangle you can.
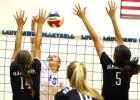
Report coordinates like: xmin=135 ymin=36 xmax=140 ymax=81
xmin=10 ymin=58 xmax=41 ymax=100
xmin=55 ymin=86 xmax=96 ymax=100
xmin=100 ymin=52 xmax=130 ymax=100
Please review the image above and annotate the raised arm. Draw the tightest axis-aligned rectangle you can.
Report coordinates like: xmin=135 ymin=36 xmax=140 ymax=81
xmin=30 ymin=37 xmax=35 ymax=56
xmin=73 ymin=4 xmax=103 ymax=57
xmin=33 ymin=9 xmax=47 ymax=59
xmin=30 ymin=16 xmax=38 ymax=56
xmin=31 ymin=16 xmax=38 ymax=32
xmin=106 ymin=1 xmax=123 ymax=45
xmin=12 ymin=10 xmax=27 ymax=60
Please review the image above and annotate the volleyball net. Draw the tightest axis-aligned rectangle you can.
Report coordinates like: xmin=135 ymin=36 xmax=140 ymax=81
xmin=0 ymin=30 xmax=140 ymax=100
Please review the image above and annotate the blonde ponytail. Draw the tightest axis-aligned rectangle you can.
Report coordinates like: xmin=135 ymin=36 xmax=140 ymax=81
xmin=67 ymin=61 xmax=103 ymax=100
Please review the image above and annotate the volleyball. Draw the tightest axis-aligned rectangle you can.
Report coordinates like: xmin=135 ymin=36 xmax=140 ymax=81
xmin=47 ymin=11 xmax=64 ymax=28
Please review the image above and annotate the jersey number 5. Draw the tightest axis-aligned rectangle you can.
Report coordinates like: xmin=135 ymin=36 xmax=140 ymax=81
xmin=116 ymin=72 xmax=121 ymax=85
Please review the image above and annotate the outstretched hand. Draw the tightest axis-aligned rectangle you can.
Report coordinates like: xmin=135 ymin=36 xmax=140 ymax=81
xmin=106 ymin=0 xmax=118 ymax=18
xmin=32 ymin=15 xmax=38 ymax=23
xmin=14 ymin=10 xmax=27 ymax=28
xmin=32 ymin=9 xmax=48 ymax=25
xmin=73 ymin=3 xmax=86 ymax=19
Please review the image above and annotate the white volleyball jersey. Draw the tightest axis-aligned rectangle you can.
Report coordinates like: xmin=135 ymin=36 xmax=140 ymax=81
xmin=40 ymin=60 xmax=66 ymax=100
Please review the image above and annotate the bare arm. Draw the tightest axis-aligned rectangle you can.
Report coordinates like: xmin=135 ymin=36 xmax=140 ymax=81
xmin=30 ymin=37 xmax=35 ymax=56
xmin=33 ymin=9 xmax=47 ymax=59
xmin=30 ymin=16 xmax=38 ymax=56
xmin=31 ymin=16 xmax=38 ymax=32
xmin=106 ymin=1 xmax=123 ymax=45
xmin=73 ymin=4 xmax=103 ymax=57
xmin=12 ymin=10 xmax=27 ymax=60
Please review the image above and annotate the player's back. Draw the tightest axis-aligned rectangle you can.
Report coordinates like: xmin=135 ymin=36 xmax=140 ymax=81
xmin=10 ymin=59 xmax=41 ymax=100
xmin=100 ymin=52 xmax=130 ymax=100
xmin=55 ymin=86 xmax=96 ymax=100
xmin=102 ymin=62 xmax=130 ymax=100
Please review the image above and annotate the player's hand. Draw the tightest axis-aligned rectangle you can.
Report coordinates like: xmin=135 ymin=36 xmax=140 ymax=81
xmin=73 ymin=3 xmax=86 ymax=19
xmin=106 ymin=0 xmax=118 ymax=18
xmin=14 ymin=10 xmax=27 ymax=28
xmin=34 ymin=9 xmax=48 ymax=25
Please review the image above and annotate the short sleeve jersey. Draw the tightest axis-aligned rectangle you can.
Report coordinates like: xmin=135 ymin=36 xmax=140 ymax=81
xmin=10 ymin=58 xmax=41 ymax=100
xmin=40 ymin=60 xmax=66 ymax=100
xmin=100 ymin=52 xmax=130 ymax=100
xmin=55 ymin=86 xmax=96 ymax=100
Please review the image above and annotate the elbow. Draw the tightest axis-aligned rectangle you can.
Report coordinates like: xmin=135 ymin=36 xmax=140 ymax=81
xmin=34 ymin=42 xmax=41 ymax=49
xmin=91 ymin=35 xmax=98 ymax=42
xmin=15 ymin=46 xmax=21 ymax=51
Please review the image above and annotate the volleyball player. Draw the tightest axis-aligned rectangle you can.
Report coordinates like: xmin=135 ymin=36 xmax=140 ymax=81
xmin=10 ymin=9 xmax=47 ymax=100
xmin=55 ymin=61 xmax=103 ymax=100
xmin=73 ymin=2 xmax=140 ymax=100
xmin=31 ymin=18 xmax=66 ymax=100
xmin=40 ymin=54 xmax=66 ymax=100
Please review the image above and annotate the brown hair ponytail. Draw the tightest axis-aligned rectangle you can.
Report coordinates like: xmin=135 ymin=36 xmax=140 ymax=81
xmin=15 ymin=50 xmax=34 ymax=97
xmin=18 ymin=64 xmax=35 ymax=97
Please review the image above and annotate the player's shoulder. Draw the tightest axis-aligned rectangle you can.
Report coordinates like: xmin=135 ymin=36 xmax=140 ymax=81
xmin=32 ymin=58 xmax=41 ymax=65
xmin=33 ymin=58 xmax=41 ymax=63
xmin=10 ymin=61 xmax=18 ymax=71
xmin=55 ymin=86 xmax=79 ymax=100
xmin=56 ymin=86 xmax=76 ymax=96
xmin=100 ymin=51 xmax=113 ymax=65
xmin=62 ymin=87 xmax=74 ymax=94
xmin=32 ymin=58 xmax=41 ymax=72
xmin=100 ymin=51 xmax=110 ymax=60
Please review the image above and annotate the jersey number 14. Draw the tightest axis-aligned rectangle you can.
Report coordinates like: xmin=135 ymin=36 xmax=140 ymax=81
xmin=20 ymin=77 xmax=31 ymax=89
